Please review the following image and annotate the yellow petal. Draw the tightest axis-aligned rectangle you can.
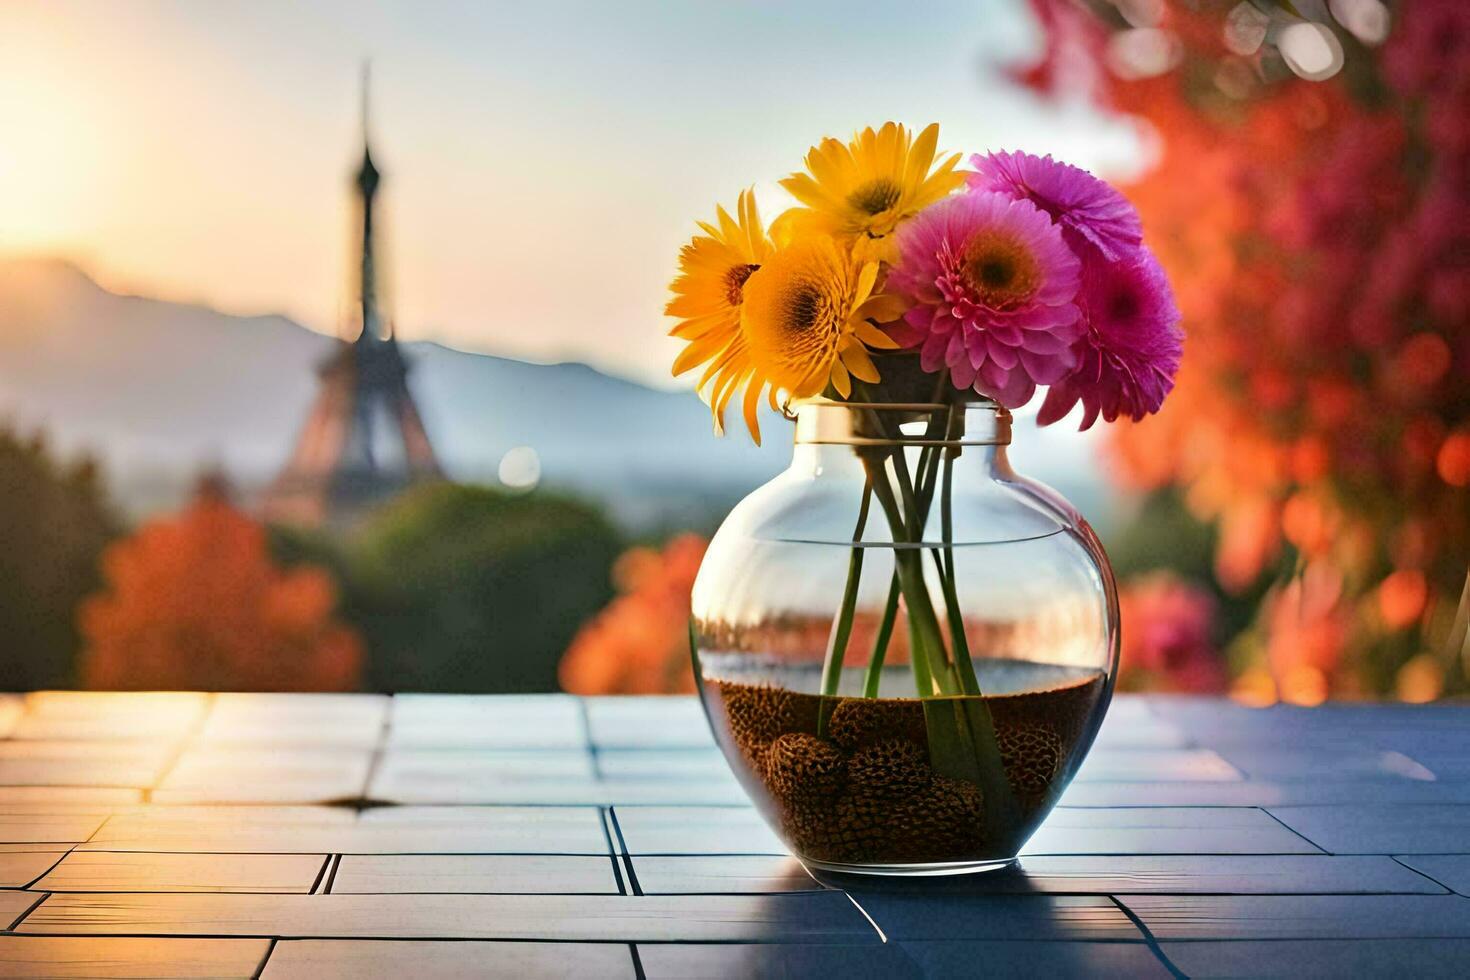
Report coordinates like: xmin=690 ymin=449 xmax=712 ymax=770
xmin=854 ymin=318 xmax=902 ymax=349
xmin=829 ymin=358 xmax=852 ymax=399
xmin=853 ymin=262 xmax=880 ymax=308
xmin=672 ymin=334 xmax=729 ymax=376
xmin=742 ymin=374 xmax=764 ymax=446
xmin=905 ymin=123 xmax=940 ymax=189
xmin=779 ymin=173 xmax=841 ymax=212
xmin=840 ymin=342 xmax=881 ymax=384
xmin=854 ymin=293 xmax=909 ymax=325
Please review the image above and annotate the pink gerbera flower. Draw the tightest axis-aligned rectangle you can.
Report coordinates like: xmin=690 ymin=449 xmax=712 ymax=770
xmin=968 ymin=150 xmax=1143 ymax=261
xmin=1038 ymin=248 xmax=1183 ymax=430
xmin=888 ymin=191 xmax=1084 ymax=407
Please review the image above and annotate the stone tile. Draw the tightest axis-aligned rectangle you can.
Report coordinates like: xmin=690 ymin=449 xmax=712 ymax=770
xmin=1267 ymin=804 xmax=1470 ymax=854
xmin=12 ymin=693 xmax=207 ymax=741
xmin=152 ymin=748 xmax=373 ymax=805
xmin=949 ymin=854 xmax=1443 ymax=894
xmin=1073 ymin=749 xmax=1242 ymax=782
xmin=633 ymin=856 xmax=822 ymax=893
xmin=1024 ymin=806 xmax=1320 ymax=855
xmin=0 ymin=697 xmax=22 ymax=738
xmin=368 ymin=750 xmax=596 ymax=803
xmin=1218 ymin=748 xmax=1436 ymax=781
xmin=473 ymin=781 xmax=752 ymax=805
xmin=1159 ymin=938 xmax=1470 ymax=978
xmin=596 ymin=749 xmax=727 ymax=780
xmin=198 ymin=694 xmax=387 ymax=747
xmin=612 ymin=806 xmax=784 ymax=855
xmin=849 ymin=892 xmax=1143 ymax=942
xmin=120 ymin=806 xmax=355 ymax=825
xmin=900 ymin=940 xmax=1173 ymax=978
xmin=0 ymin=850 xmax=65 ymax=888
xmin=36 ymin=852 xmax=328 ymax=893
xmin=0 ymin=742 xmax=175 ymax=789
xmin=1121 ymin=893 xmax=1470 ymax=940
xmin=0 ymin=814 xmax=107 ymax=844
xmin=1396 ymin=855 xmax=1470 ymax=896
xmin=0 ymin=890 xmax=43 ymax=929
xmin=261 ymin=939 xmax=634 ymax=979
xmin=585 ymin=697 xmax=714 ymax=749
xmin=639 ymin=942 xmax=921 ymax=979
xmin=1090 ymin=718 xmax=1190 ymax=749
xmin=1057 ymin=779 xmax=1470 ymax=807
xmin=356 ymin=805 xmax=599 ymax=824
xmin=0 ymin=935 xmax=270 ymax=978
xmin=387 ymin=695 xmax=587 ymax=750
xmin=0 ymin=788 xmax=143 ymax=806
xmin=331 ymin=855 xmax=618 ymax=894
xmin=391 ymin=778 xmax=748 ymax=807
xmin=19 ymin=892 xmax=881 ymax=942
xmin=82 ymin=810 xmax=609 ymax=854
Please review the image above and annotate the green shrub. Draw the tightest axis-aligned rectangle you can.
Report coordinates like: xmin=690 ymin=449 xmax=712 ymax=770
xmin=0 ymin=428 xmax=116 ymax=690
xmin=275 ymin=483 xmax=622 ymax=693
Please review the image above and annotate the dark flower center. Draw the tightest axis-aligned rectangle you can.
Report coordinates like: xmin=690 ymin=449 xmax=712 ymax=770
xmin=1106 ymin=289 xmax=1139 ymax=323
xmin=963 ymin=233 xmax=1039 ymax=308
xmin=847 ymin=178 xmax=902 ymax=216
xmin=784 ymin=285 xmax=823 ymax=332
xmin=724 ymin=263 xmax=759 ymax=307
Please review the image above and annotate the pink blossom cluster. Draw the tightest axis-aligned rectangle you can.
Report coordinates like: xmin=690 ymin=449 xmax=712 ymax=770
xmin=885 ymin=150 xmax=1182 ymax=428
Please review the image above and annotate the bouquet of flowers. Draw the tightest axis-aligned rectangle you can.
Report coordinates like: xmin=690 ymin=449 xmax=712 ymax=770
xmin=668 ymin=124 xmax=1182 ymax=443
xmin=665 ymin=125 xmax=1182 ymax=866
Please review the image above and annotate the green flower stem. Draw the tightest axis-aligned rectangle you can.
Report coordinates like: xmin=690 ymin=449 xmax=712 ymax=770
xmin=816 ymin=482 xmax=873 ymax=736
xmin=861 ymin=451 xmax=945 ymax=697
xmin=861 ymin=574 xmax=900 ymax=698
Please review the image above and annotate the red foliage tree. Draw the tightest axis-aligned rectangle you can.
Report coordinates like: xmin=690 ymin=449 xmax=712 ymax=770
xmin=1022 ymin=0 xmax=1470 ymax=700
xmin=79 ymin=477 xmax=362 ymax=691
xmin=559 ymin=534 xmax=706 ymax=695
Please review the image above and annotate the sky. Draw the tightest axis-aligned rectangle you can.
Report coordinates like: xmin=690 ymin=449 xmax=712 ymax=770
xmin=0 ymin=0 xmax=1140 ymax=387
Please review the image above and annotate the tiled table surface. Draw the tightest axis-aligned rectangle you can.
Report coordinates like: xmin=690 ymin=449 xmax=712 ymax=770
xmin=0 ymin=692 xmax=1467 ymax=977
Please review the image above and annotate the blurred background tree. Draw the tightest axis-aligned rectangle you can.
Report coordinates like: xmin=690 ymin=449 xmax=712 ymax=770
xmin=0 ymin=426 xmax=115 ymax=689
xmin=80 ymin=474 xmax=361 ymax=691
xmin=560 ymin=533 xmax=705 ymax=694
xmin=1020 ymin=0 xmax=1470 ymax=702
xmin=278 ymin=483 xmax=623 ymax=693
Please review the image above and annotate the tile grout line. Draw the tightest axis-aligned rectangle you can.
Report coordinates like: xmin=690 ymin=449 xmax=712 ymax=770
xmin=143 ymin=692 xmax=217 ymax=805
xmin=252 ymin=937 xmax=278 ymax=980
xmin=307 ymin=854 xmax=335 ymax=895
xmin=598 ymin=807 xmax=629 ymax=896
xmin=628 ymin=941 xmax=646 ymax=980
xmin=605 ymin=808 xmax=644 ymax=896
xmin=1388 ymin=855 xmax=1462 ymax=896
xmin=1256 ymin=806 xmax=1334 ymax=856
xmin=1108 ymin=896 xmax=1187 ymax=979
xmin=321 ymin=854 xmax=343 ymax=895
xmin=1 ymin=890 xmax=49 ymax=932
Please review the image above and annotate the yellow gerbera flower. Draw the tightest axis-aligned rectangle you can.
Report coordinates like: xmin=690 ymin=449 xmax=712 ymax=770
xmin=667 ymin=189 xmax=774 ymax=437
xmin=774 ymin=122 xmax=965 ymax=263
xmin=741 ymin=237 xmax=906 ymax=418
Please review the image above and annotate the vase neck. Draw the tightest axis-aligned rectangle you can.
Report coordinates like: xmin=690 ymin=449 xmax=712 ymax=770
xmin=793 ymin=400 xmax=1011 ymax=447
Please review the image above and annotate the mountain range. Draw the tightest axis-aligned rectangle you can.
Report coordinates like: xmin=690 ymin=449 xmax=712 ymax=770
xmin=0 ymin=257 xmax=1109 ymax=530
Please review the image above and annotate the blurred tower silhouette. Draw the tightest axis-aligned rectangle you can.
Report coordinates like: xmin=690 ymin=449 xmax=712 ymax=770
xmin=262 ymin=70 xmax=443 ymax=527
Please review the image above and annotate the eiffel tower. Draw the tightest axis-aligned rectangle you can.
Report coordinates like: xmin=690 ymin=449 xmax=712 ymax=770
xmin=262 ymin=75 xmax=443 ymax=527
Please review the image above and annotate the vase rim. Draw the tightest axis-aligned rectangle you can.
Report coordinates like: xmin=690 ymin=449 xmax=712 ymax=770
xmin=793 ymin=399 xmax=1011 ymax=447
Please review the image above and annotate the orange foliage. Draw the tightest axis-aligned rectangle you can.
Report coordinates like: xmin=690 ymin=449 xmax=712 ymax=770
xmin=79 ymin=479 xmax=361 ymax=691
xmin=559 ymin=534 xmax=706 ymax=695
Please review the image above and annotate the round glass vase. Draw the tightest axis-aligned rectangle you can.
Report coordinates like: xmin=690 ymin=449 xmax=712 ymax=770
xmin=691 ymin=399 xmax=1119 ymax=876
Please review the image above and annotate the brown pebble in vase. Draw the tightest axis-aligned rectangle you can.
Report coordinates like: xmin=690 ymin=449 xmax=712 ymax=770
xmin=707 ymin=671 xmax=1104 ymax=867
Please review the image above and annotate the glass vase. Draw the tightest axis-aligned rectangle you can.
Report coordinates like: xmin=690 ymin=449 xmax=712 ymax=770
xmin=691 ymin=399 xmax=1118 ymax=875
